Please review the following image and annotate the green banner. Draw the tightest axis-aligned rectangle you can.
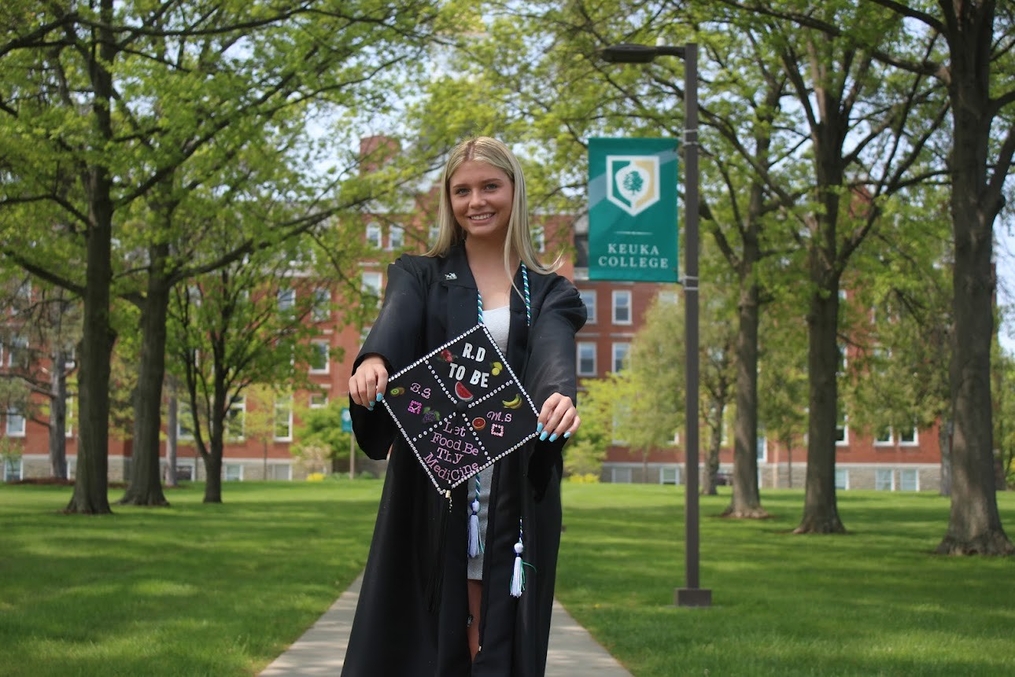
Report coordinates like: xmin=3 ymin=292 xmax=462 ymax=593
xmin=588 ymin=137 xmax=679 ymax=282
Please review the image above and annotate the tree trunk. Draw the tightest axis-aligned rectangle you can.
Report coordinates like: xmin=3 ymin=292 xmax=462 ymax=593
xmin=203 ymin=449 xmax=223 ymax=504
xmin=64 ymin=0 xmax=116 ymax=516
xmin=729 ymin=278 xmax=767 ymax=517
xmin=935 ymin=7 xmax=1013 ymax=555
xmin=703 ymin=421 xmax=720 ymax=496
xmin=939 ymin=419 xmax=952 ymax=497
xmin=49 ymin=352 xmax=68 ymax=479
xmin=165 ymin=388 xmax=178 ymax=488
xmin=120 ymin=242 xmax=171 ymax=506
xmin=796 ymin=284 xmax=845 ymax=534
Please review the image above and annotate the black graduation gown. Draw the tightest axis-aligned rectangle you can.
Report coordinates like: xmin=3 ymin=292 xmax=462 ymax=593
xmin=341 ymin=244 xmax=586 ymax=677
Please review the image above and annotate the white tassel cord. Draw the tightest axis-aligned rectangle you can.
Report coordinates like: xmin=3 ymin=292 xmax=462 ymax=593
xmin=468 ymin=499 xmax=481 ymax=558
xmin=510 ymin=540 xmax=525 ymax=597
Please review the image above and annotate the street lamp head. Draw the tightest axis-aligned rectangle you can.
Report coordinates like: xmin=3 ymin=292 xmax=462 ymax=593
xmin=600 ymin=42 xmax=685 ymax=64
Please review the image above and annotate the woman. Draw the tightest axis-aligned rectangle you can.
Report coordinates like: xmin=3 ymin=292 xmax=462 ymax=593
xmin=343 ymin=136 xmax=586 ymax=676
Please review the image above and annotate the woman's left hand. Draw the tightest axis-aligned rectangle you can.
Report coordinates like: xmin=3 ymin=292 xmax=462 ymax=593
xmin=537 ymin=393 xmax=580 ymax=443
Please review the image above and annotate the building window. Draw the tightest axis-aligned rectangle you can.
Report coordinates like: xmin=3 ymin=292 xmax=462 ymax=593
xmin=898 ymin=427 xmax=918 ymax=445
xmin=5 ymin=410 xmax=26 ymax=437
xmin=657 ymin=290 xmax=679 ymax=305
xmin=579 ymin=290 xmax=596 ymax=324
xmin=577 ymin=342 xmax=596 ymax=376
xmin=175 ymin=461 xmax=195 ymax=481
xmin=4 ymin=336 xmax=29 ymax=369
xmin=277 ymin=288 xmax=296 ymax=313
xmin=274 ymin=396 xmax=293 ymax=441
xmin=757 ymin=435 xmax=767 ymax=463
xmin=267 ymin=463 xmax=292 ymax=481
xmin=899 ymin=468 xmax=919 ymax=491
xmin=362 ymin=271 xmax=383 ymax=306
xmin=309 ymin=341 xmax=330 ymax=374
xmin=312 ymin=288 xmax=331 ymax=322
xmin=65 ymin=396 xmax=74 ymax=438
xmin=3 ymin=457 xmax=23 ymax=482
xmin=612 ymin=290 xmax=632 ymax=325
xmin=835 ymin=412 xmax=848 ymax=446
xmin=366 ymin=223 xmax=382 ymax=248
xmin=875 ymin=426 xmax=893 ymax=445
xmin=224 ymin=463 xmax=243 ymax=482
xmin=532 ymin=225 xmax=545 ymax=252
xmin=388 ymin=225 xmax=404 ymax=250
xmin=835 ymin=468 xmax=849 ymax=490
xmin=611 ymin=466 xmax=633 ymax=483
xmin=611 ymin=342 xmax=630 ymax=373
xmin=660 ymin=466 xmax=680 ymax=485
xmin=225 ymin=396 xmax=246 ymax=441
xmin=875 ymin=469 xmax=895 ymax=491
xmin=309 ymin=393 xmax=328 ymax=409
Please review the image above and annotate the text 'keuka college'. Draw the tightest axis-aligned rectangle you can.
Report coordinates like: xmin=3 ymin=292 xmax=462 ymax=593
xmin=597 ymin=243 xmax=669 ymax=269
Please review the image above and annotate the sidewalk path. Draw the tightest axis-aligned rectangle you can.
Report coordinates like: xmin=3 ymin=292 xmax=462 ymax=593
xmin=259 ymin=575 xmax=633 ymax=676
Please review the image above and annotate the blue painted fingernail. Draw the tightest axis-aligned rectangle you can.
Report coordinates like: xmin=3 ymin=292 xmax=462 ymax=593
xmin=536 ymin=422 xmax=544 ymax=433
xmin=367 ymin=404 xmax=374 ymax=411
xmin=375 ymin=393 xmax=383 ymax=402
xmin=563 ymin=432 xmax=571 ymax=439
xmin=548 ymin=433 xmax=558 ymax=442
xmin=539 ymin=431 xmax=548 ymax=441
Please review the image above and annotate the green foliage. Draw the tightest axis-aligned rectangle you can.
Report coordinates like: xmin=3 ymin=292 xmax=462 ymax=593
xmin=293 ymin=400 xmax=354 ymax=465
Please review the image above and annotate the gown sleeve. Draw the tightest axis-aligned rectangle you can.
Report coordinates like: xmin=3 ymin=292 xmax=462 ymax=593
xmin=350 ymin=255 xmax=429 ymax=460
xmin=523 ymin=275 xmax=587 ymax=498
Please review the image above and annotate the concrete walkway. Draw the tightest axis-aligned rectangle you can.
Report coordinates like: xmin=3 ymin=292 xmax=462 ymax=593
xmin=260 ymin=575 xmax=633 ymax=676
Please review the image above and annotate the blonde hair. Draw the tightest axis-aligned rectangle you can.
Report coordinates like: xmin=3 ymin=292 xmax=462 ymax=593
xmin=426 ymin=136 xmax=560 ymax=275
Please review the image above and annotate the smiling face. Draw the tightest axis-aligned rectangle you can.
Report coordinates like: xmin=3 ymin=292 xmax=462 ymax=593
xmin=448 ymin=160 xmax=514 ymax=244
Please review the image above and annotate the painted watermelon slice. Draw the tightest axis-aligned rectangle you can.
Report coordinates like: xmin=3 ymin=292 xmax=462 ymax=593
xmin=454 ymin=381 xmax=474 ymax=402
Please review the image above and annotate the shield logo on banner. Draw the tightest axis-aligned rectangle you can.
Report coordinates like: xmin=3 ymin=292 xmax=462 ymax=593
xmin=606 ymin=155 xmax=660 ymax=216
xmin=382 ymin=324 xmax=539 ymax=494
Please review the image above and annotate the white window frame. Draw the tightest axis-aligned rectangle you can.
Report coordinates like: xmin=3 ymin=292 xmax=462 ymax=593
xmin=267 ymin=463 xmax=293 ymax=481
xmin=899 ymin=468 xmax=919 ymax=491
xmin=309 ymin=393 xmax=328 ymax=409
xmin=898 ymin=427 xmax=918 ymax=446
xmin=875 ymin=426 xmax=894 ymax=445
xmin=611 ymin=466 xmax=633 ymax=483
xmin=578 ymin=290 xmax=597 ymax=324
xmin=532 ymin=225 xmax=545 ymax=252
xmin=312 ymin=288 xmax=331 ymax=322
xmin=224 ymin=463 xmax=244 ymax=482
xmin=277 ymin=288 xmax=296 ymax=313
xmin=577 ymin=342 xmax=596 ymax=377
xmin=875 ymin=468 xmax=895 ymax=491
xmin=309 ymin=341 xmax=330 ymax=374
xmin=835 ymin=414 xmax=848 ymax=446
xmin=175 ymin=459 xmax=196 ymax=481
xmin=362 ymin=271 xmax=383 ymax=306
xmin=225 ymin=396 xmax=246 ymax=441
xmin=3 ymin=457 xmax=23 ymax=482
xmin=388 ymin=224 xmax=404 ymax=250
xmin=660 ymin=466 xmax=680 ymax=485
xmin=611 ymin=342 xmax=630 ymax=373
xmin=366 ymin=222 xmax=382 ymax=248
xmin=757 ymin=435 xmax=767 ymax=463
xmin=6 ymin=409 xmax=26 ymax=437
xmin=274 ymin=395 xmax=294 ymax=442
xmin=835 ymin=468 xmax=849 ymax=490
xmin=612 ymin=290 xmax=632 ymax=325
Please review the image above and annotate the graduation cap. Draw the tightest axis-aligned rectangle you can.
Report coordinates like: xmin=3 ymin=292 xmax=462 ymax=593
xmin=382 ymin=324 xmax=539 ymax=494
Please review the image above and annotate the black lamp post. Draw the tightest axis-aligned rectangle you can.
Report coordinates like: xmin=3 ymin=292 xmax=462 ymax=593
xmin=601 ymin=42 xmax=711 ymax=608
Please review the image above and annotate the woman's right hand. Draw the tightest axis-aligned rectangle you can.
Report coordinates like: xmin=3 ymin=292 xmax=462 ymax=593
xmin=349 ymin=355 xmax=389 ymax=410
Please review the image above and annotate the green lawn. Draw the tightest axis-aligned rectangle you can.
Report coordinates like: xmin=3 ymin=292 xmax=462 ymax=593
xmin=1 ymin=481 xmax=1013 ymax=676
xmin=556 ymin=485 xmax=1015 ymax=677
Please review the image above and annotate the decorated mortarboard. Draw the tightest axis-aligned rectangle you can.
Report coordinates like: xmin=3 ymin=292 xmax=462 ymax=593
xmin=382 ymin=324 xmax=538 ymax=494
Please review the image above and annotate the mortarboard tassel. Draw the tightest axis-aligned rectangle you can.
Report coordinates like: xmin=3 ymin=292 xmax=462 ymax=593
xmin=426 ymin=490 xmax=453 ymax=613
xmin=468 ymin=499 xmax=481 ymax=558
xmin=510 ymin=519 xmax=525 ymax=597
xmin=468 ymin=475 xmax=481 ymax=558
